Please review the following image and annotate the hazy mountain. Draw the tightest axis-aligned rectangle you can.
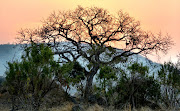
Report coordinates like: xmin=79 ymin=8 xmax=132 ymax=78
xmin=0 ymin=44 xmax=22 ymax=76
xmin=0 ymin=44 xmax=161 ymax=77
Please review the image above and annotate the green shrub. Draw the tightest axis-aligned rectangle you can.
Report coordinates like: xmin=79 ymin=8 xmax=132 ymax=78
xmin=4 ymin=43 xmax=61 ymax=111
xmin=158 ymin=62 xmax=180 ymax=108
xmin=114 ymin=62 xmax=161 ymax=109
xmin=57 ymin=61 xmax=85 ymax=97
xmin=115 ymin=75 xmax=161 ymax=109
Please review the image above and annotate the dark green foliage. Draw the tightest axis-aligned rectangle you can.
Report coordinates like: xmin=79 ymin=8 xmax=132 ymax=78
xmin=92 ymin=62 xmax=162 ymax=109
xmin=113 ymin=62 xmax=161 ymax=109
xmin=69 ymin=61 xmax=85 ymax=80
xmin=4 ymin=43 xmax=60 ymax=110
xmin=158 ymin=62 xmax=180 ymax=108
xmin=99 ymin=66 xmax=117 ymax=80
xmin=57 ymin=61 xmax=85 ymax=97
xmin=128 ymin=62 xmax=149 ymax=76
xmin=115 ymin=75 xmax=161 ymax=108
xmin=94 ymin=65 xmax=118 ymax=106
xmin=95 ymin=65 xmax=117 ymax=95
xmin=60 ymin=61 xmax=85 ymax=85
xmin=158 ymin=62 xmax=180 ymax=87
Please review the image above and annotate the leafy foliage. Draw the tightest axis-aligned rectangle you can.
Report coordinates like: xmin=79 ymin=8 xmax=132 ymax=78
xmin=56 ymin=61 xmax=86 ymax=97
xmin=4 ymin=43 xmax=60 ymax=110
xmin=158 ymin=62 xmax=180 ymax=108
xmin=59 ymin=61 xmax=85 ymax=85
xmin=115 ymin=75 xmax=161 ymax=109
xmin=158 ymin=62 xmax=180 ymax=87
xmin=128 ymin=62 xmax=149 ymax=76
xmin=94 ymin=65 xmax=117 ymax=100
xmin=113 ymin=62 xmax=160 ymax=109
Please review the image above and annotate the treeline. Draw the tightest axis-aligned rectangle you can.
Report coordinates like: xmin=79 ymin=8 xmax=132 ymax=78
xmin=1 ymin=43 xmax=180 ymax=111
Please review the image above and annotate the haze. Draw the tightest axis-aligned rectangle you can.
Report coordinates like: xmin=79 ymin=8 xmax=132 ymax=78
xmin=0 ymin=0 xmax=180 ymax=63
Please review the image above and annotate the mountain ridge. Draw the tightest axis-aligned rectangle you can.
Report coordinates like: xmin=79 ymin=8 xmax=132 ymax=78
xmin=0 ymin=43 xmax=161 ymax=77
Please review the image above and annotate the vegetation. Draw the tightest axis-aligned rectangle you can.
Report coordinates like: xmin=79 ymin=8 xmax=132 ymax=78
xmin=2 ymin=43 xmax=180 ymax=110
xmin=158 ymin=61 xmax=180 ymax=108
xmin=4 ymin=43 xmax=61 ymax=110
xmin=114 ymin=63 xmax=161 ymax=109
xmin=57 ymin=61 xmax=86 ymax=96
xmin=17 ymin=6 xmax=172 ymax=100
xmin=1 ymin=6 xmax=179 ymax=111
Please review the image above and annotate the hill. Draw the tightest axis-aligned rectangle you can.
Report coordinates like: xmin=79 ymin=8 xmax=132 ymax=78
xmin=0 ymin=43 xmax=161 ymax=77
xmin=0 ymin=44 xmax=22 ymax=76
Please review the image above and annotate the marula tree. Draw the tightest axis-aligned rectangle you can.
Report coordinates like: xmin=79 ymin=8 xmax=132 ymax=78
xmin=17 ymin=6 xmax=173 ymax=100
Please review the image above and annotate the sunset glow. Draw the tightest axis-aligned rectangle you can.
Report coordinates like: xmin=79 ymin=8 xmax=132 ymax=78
xmin=0 ymin=0 xmax=180 ymax=63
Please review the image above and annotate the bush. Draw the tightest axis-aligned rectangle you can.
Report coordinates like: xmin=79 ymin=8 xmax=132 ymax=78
xmin=115 ymin=75 xmax=161 ymax=109
xmin=4 ymin=43 xmax=61 ymax=111
xmin=114 ymin=63 xmax=161 ymax=109
xmin=158 ymin=62 xmax=180 ymax=108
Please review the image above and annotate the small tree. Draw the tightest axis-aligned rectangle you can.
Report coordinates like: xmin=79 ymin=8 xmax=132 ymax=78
xmin=4 ymin=43 xmax=60 ymax=111
xmin=158 ymin=61 xmax=180 ymax=108
xmin=115 ymin=62 xmax=161 ymax=109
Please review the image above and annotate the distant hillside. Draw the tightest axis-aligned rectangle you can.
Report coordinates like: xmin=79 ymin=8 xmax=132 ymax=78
xmin=0 ymin=44 xmax=22 ymax=76
xmin=0 ymin=43 xmax=161 ymax=77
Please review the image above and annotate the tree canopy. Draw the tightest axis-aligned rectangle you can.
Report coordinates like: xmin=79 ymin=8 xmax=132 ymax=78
xmin=17 ymin=6 xmax=173 ymax=99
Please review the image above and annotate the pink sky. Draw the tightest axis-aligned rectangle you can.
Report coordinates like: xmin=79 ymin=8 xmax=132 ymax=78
xmin=0 ymin=0 xmax=180 ymax=63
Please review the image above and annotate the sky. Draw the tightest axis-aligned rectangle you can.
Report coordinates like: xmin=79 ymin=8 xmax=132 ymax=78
xmin=0 ymin=0 xmax=180 ymax=63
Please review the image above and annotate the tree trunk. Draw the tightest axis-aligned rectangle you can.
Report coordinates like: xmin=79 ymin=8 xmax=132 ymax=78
xmin=84 ymin=65 xmax=99 ymax=101
xmin=84 ymin=74 xmax=94 ymax=100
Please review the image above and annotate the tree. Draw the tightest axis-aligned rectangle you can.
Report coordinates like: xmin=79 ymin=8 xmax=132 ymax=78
xmin=158 ymin=61 xmax=180 ymax=108
xmin=115 ymin=62 xmax=161 ymax=109
xmin=17 ymin=6 xmax=173 ymax=100
xmin=4 ymin=43 xmax=60 ymax=111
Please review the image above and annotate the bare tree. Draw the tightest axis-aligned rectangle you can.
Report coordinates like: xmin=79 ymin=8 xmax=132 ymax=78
xmin=17 ymin=6 xmax=173 ymax=100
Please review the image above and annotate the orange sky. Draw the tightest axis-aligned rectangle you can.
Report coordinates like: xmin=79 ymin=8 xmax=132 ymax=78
xmin=0 ymin=0 xmax=180 ymax=63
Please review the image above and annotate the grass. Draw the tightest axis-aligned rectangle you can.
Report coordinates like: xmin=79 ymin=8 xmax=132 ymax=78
xmin=0 ymin=91 xmax=179 ymax=111
xmin=44 ymin=102 xmax=73 ymax=111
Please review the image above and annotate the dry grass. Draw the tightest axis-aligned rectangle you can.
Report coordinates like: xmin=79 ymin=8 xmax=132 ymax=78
xmin=0 ymin=100 xmax=178 ymax=111
xmin=86 ymin=104 xmax=105 ymax=111
xmin=0 ymin=93 xmax=11 ymax=111
xmin=121 ymin=107 xmax=153 ymax=111
xmin=0 ymin=104 xmax=10 ymax=111
xmin=44 ymin=102 xmax=73 ymax=111
xmin=45 ymin=103 xmax=105 ymax=111
xmin=0 ymin=92 xmax=179 ymax=111
xmin=45 ymin=103 xmax=161 ymax=111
